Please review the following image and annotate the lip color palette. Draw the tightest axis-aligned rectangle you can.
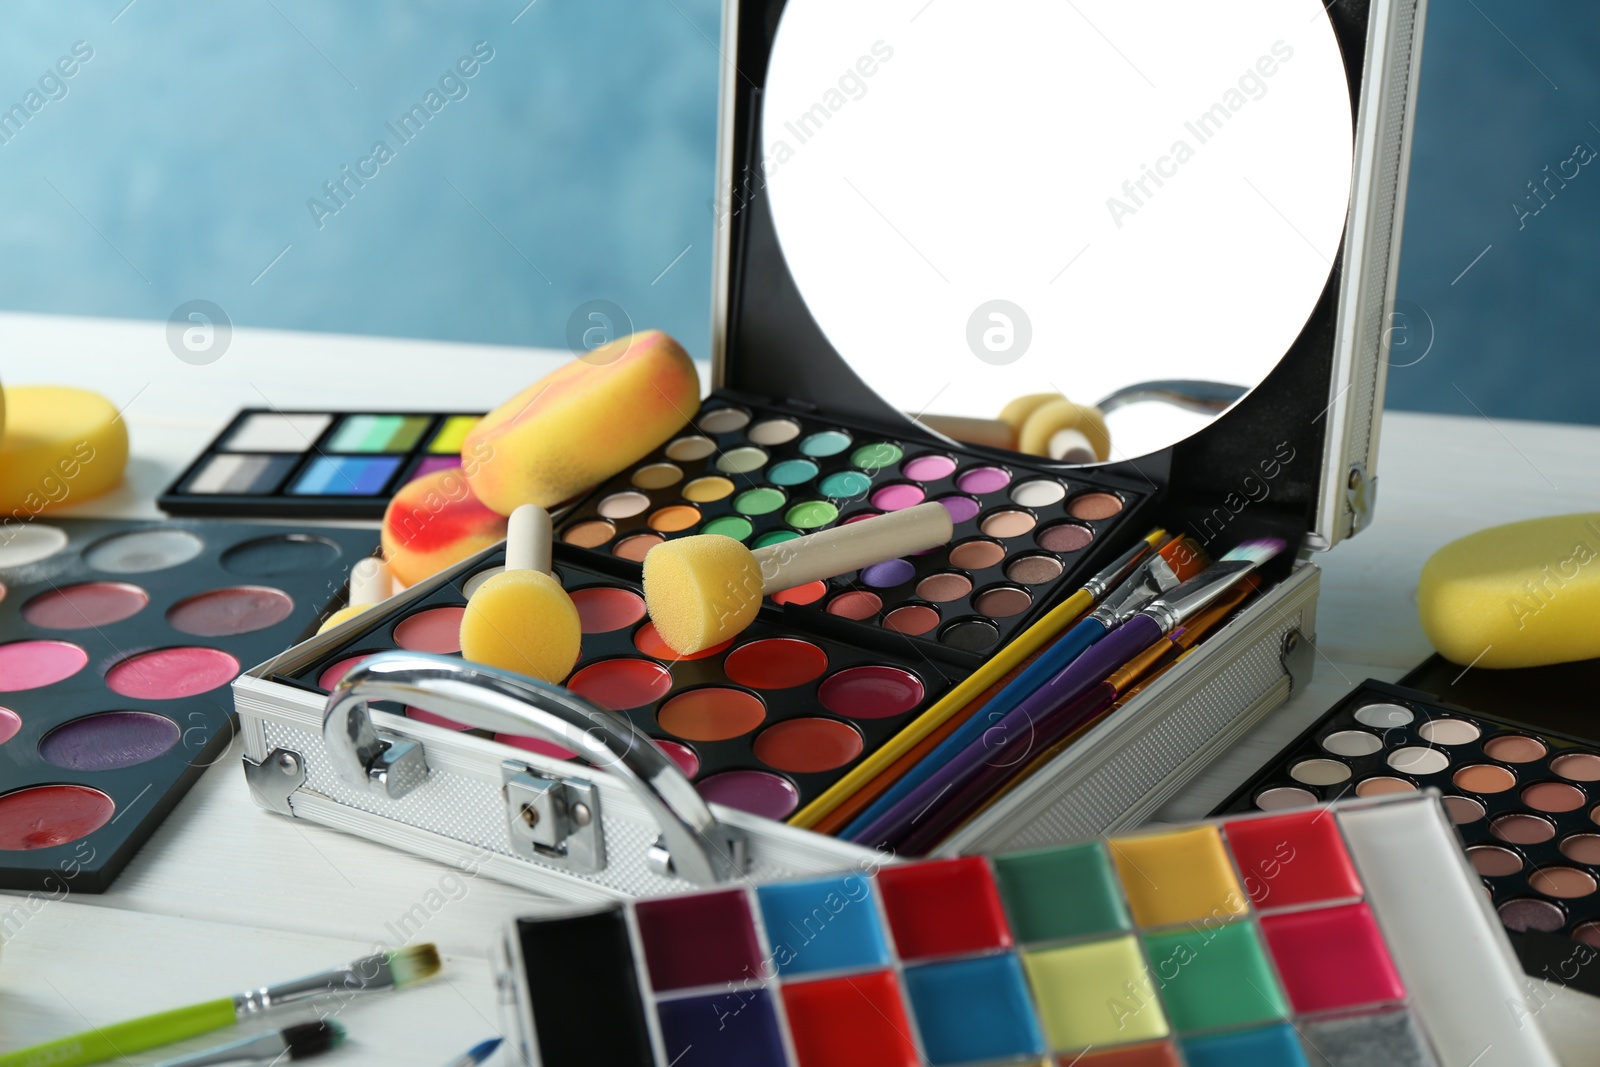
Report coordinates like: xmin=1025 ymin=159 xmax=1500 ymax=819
xmin=159 ymin=409 xmax=483 ymax=519
xmin=1219 ymin=678 xmax=1600 ymax=997
xmin=553 ymin=395 xmax=1150 ymax=667
xmin=274 ymin=544 xmax=956 ymax=821
xmin=0 ymin=517 xmax=377 ymax=890
xmin=496 ymin=793 xmax=1555 ymax=1067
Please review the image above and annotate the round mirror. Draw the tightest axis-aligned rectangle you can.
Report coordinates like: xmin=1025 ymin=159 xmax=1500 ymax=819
xmin=762 ymin=0 xmax=1353 ymax=463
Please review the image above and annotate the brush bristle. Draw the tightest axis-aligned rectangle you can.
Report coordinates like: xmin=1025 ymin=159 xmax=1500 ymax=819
xmin=1160 ymin=536 xmax=1209 ymax=581
xmin=1220 ymin=538 xmax=1288 ymax=567
xmin=467 ymin=1038 xmax=504 ymax=1063
xmin=385 ymin=943 xmax=442 ymax=988
xmin=284 ymin=1020 xmax=345 ymax=1059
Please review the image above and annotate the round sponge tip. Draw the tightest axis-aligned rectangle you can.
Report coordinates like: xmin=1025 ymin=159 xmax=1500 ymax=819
xmin=642 ymin=535 xmax=763 ymax=655
xmin=317 ymin=603 xmax=373 ymax=635
xmin=1418 ymin=513 xmax=1600 ymax=669
xmin=0 ymin=386 xmax=128 ymax=513
xmin=1017 ymin=398 xmax=1111 ymax=462
xmin=459 ymin=570 xmax=582 ymax=682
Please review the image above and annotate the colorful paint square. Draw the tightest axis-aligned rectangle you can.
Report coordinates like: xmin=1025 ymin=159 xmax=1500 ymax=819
xmin=327 ymin=413 xmax=430 ymax=453
xmin=1181 ymin=1024 xmax=1310 ymax=1067
xmin=656 ymin=988 xmax=788 ymax=1067
xmin=1069 ymin=1043 xmax=1184 ymax=1066
xmin=1300 ymin=1010 xmax=1437 ymax=1067
xmin=994 ymin=842 xmax=1129 ymax=943
xmin=222 ymin=412 xmax=331 ymax=452
xmin=903 ymin=955 xmax=1044 ymax=1065
xmin=1261 ymin=903 xmax=1405 ymax=1014
xmin=876 ymin=856 xmax=1012 ymax=960
xmin=1141 ymin=921 xmax=1288 ymax=1032
xmin=289 ymin=455 xmax=402 ymax=496
xmin=406 ymin=455 xmax=460 ymax=484
xmin=635 ymin=889 xmax=764 ymax=992
xmin=1224 ymin=810 xmax=1363 ymax=910
xmin=429 ymin=414 xmax=480 ymax=453
xmin=1022 ymin=937 xmax=1168 ymax=1050
xmin=756 ymin=874 xmax=891 ymax=976
xmin=1109 ymin=826 xmax=1248 ymax=928
xmin=781 ymin=970 xmax=919 ymax=1067
xmin=186 ymin=453 xmax=299 ymax=495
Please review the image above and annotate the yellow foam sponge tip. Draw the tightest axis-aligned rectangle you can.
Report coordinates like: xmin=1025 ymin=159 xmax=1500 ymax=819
xmin=317 ymin=604 xmax=374 ymax=635
xmin=459 ymin=570 xmax=582 ymax=682
xmin=0 ymin=386 xmax=128 ymax=513
xmin=1418 ymin=513 xmax=1600 ymax=669
xmin=642 ymin=535 xmax=763 ymax=654
xmin=1017 ymin=399 xmax=1112 ymax=462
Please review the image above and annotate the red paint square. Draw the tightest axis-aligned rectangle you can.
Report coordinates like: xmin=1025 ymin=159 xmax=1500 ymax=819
xmin=1261 ymin=903 xmax=1406 ymax=1013
xmin=875 ymin=857 xmax=1012 ymax=960
xmin=634 ymin=890 xmax=763 ymax=992
xmin=1067 ymin=1042 xmax=1184 ymax=1066
xmin=782 ymin=971 xmax=919 ymax=1067
xmin=1224 ymin=809 xmax=1363 ymax=910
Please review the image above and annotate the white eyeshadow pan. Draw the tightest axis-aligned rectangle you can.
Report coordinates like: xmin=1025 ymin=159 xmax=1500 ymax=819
xmin=0 ymin=524 xmax=69 ymax=568
xmin=223 ymin=413 xmax=332 ymax=453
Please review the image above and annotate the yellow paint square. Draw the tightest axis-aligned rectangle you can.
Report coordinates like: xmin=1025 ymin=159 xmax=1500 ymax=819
xmin=1022 ymin=937 xmax=1168 ymax=1050
xmin=429 ymin=415 xmax=480 ymax=454
xmin=1109 ymin=826 xmax=1249 ymax=928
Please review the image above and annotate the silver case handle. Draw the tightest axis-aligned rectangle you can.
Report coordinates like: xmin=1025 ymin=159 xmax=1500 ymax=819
xmin=322 ymin=651 xmax=746 ymax=886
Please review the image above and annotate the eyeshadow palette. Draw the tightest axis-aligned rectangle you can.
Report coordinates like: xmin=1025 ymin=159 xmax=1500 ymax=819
xmin=158 ymin=409 xmax=484 ymax=519
xmin=1218 ymin=678 xmax=1600 ymax=996
xmin=0 ymin=517 xmax=377 ymax=891
xmin=270 ymin=543 xmax=959 ymax=821
xmin=553 ymin=394 xmax=1152 ymax=669
xmin=496 ymin=793 xmax=1555 ymax=1067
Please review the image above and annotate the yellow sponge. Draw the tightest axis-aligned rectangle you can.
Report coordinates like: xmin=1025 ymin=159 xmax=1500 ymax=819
xmin=0 ymin=386 xmax=128 ymax=514
xmin=1418 ymin=513 xmax=1600 ymax=668
xmin=1017 ymin=398 xmax=1112 ymax=462
xmin=641 ymin=534 xmax=763 ymax=655
xmin=459 ymin=570 xmax=582 ymax=682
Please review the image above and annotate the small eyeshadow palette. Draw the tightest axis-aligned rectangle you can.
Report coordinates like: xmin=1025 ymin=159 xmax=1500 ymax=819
xmin=158 ymin=409 xmax=484 ymax=519
xmin=270 ymin=543 xmax=959 ymax=821
xmin=0 ymin=517 xmax=377 ymax=890
xmin=1218 ymin=679 xmax=1600 ymax=996
xmin=496 ymin=793 xmax=1555 ymax=1067
xmin=553 ymin=394 xmax=1151 ymax=668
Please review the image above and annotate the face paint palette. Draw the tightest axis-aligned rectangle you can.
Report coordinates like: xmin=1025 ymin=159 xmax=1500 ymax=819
xmin=159 ymin=409 xmax=484 ymax=519
xmin=271 ymin=543 xmax=956 ymax=821
xmin=1218 ymin=678 xmax=1600 ymax=997
xmin=553 ymin=395 xmax=1151 ymax=667
xmin=0 ymin=517 xmax=377 ymax=890
xmin=495 ymin=793 xmax=1556 ymax=1067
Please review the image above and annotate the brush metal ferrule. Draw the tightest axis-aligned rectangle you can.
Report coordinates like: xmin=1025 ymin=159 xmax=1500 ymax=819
xmin=1089 ymin=554 xmax=1181 ymax=628
xmin=232 ymin=955 xmax=386 ymax=1016
xmin=1081 ymin=539 xmax=1155 ymax=601
xmin=1142 ymin=560 xmax=1261 ymax=633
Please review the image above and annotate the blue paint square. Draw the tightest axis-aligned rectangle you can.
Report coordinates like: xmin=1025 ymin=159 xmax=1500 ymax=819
xmin=290 ymin=455 xmax=401 ymax=496
xmin=656 ymin=988 xmax=787 ymax=1067
xmin=756 ymin=875 xmax=890 ymax=976
xmin=904 ymin=955 xmax=1045 ymax=1065
xmin=1182 ymin=1024 xmax=1311 ymax=1067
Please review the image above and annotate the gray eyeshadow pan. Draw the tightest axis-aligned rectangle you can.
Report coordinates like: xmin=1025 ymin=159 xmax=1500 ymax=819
xmin=1300 ymin=1009 xmax=1440 ymax=1067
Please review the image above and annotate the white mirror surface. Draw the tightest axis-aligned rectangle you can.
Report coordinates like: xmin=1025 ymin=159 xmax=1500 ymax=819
xmin=762 ymin=0 xmax=1354 ymax=462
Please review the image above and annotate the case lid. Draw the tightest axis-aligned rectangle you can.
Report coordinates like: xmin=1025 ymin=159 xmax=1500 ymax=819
xmin=712 ymin=0 xmax=1428 ymax=551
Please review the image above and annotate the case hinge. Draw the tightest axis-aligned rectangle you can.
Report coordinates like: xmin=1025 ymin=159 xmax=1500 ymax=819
xmin=502 ymin=761 xmax=605 ymax=874
xmin=243 ymin=748 xmax=307 ymax=817
xmin=1346 ymin=464 xmax=1377 ymax=536
xmin=1280 ymin=629 xmax=1314 ymax=696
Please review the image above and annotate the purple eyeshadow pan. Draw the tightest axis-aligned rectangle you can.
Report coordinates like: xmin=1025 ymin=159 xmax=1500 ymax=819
xmin=956 ymin=466 xmax=1011 ymax=494
xmin=861 ymin=559 xmax=916 ymax=588
xmin=39 ymin=711 xmax=181 ymax=771
xmin=936 ymin=495 xmax=982 ymax=523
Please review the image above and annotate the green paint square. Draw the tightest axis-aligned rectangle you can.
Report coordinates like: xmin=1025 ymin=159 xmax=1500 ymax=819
xmin=1142 ymin=921 xmax=1288 ymax=1033
xmin=994 ymin=843 xmax=1129 ymax=943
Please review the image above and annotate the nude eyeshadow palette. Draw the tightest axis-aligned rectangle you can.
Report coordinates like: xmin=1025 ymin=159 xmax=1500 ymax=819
xmin=0 ymin=517 xmax=377 ymax=891
xmin=1218 ymin=678 xmax=1600 ymax=996
xmin=159 ymin=408 xmax=484 ymax=519
xmin=495 ymin=793 xmax=1556 ymax=1067
xmin=271 ymin=544 xmax=959 ymax=822
xmin=552 ymin=394 xmax=1152 ymax=669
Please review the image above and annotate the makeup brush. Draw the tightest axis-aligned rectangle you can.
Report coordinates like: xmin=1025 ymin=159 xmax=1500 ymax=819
xmin=316 ymin=555 xmax=393 ymax=634
xmin=150 ymin=1020 xmax=346 ymax=1067
xmin=642 ymin=501 xmax=953 ymax=654
xmin=439 ymin=1038 xmax=504 ymax=1067
xmin=459 ymin=504 xmax=582 ymax=682
xmin=0 ymin=944 xmax=440 ymax=1067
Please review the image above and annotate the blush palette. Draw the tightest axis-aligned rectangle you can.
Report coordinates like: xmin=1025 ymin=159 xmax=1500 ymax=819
xmin=273 ymin=544 xmax=956 ymax=820
xmin=0 ymin=517 xmax=376 ymax=890
xmin=159 ymin=408 xmax=484 ymax=519
xmin=496 ymin=794 xmax=1555 ymax=1067
xmin=553 ymin=395 xmax=1151 ymax=667
xmin=1219 ymin=679 xmax=1600 ymax=996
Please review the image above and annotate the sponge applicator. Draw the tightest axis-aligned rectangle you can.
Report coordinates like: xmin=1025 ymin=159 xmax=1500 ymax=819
xmin=1418 ymin=513 xmax=1600 ymax=669
xmin=0 ymin=385 xmax=129 ymax=514
xmin=459 ymin=505 xmax=582 ymax=683
xmin=643 ymin=502 xmax=954 ymax=654
xmin=317 ymin=556 xmax=394 ymax=635
xmin=382 ymin=466 xmax=508 ymax=588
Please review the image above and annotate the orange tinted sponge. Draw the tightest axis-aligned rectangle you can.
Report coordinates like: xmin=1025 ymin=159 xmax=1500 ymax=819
xmin=1418 ymin=513 xmax=1600 ymax=668
xmin=383 ymin=467 xmax=508 ymax=588
xmin=464 ymin=330 xmax=700 ymax=514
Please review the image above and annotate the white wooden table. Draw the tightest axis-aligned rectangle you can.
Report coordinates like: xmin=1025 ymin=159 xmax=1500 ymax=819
xmin=1 ymin=311 xmax=1595 ymax=1063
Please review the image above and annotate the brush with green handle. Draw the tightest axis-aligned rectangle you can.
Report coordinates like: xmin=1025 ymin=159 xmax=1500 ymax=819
xmin=0 ymin=943 xmax=439 ymax=1067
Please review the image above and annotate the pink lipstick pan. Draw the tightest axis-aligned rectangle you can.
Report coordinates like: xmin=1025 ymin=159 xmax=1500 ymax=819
xmin=0 ymin=517 xmax=375 ymax=890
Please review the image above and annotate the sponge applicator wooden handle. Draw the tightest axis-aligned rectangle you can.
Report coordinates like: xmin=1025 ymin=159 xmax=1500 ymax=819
xmin=642 ymin=502 xmax=955 ymax=654
xmin=458 ymin=505 xmax=582 ymax=682
xmin=316 ymin=556 xmax=394 ymax=634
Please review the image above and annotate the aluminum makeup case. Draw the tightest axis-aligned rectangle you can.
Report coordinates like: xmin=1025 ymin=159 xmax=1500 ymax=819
xmin=235 ymin=0 xmax=1428 ymax=900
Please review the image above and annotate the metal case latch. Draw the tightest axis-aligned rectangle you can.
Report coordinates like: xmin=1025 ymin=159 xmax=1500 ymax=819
xmin=502 ymin=761 xmax=605 ymax=873
xmin=1347 ymin=464 xmax=1377 ymax=536
xmin=243 ymin=748 xmax=307 ymax=816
